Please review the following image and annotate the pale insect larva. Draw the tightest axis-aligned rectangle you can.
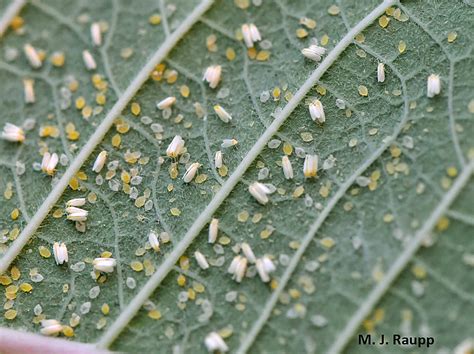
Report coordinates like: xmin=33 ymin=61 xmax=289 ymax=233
xmin=241 ymin=23 xmax=261 ymax=48
xmin=65 ymin=206 xmax=88 ymax=221
xmin=23 ymin=43 xmax=42 ymax=68
xmin=203 ymin=65 xmax=222 ymax=89
xmin=93 ymin=258 xmax=116 ymax=273
xmin=377 ymin=63 xmax=385 ymax=83
xmin=183 ymin=162 xmax=201 ymax=183
xmin=23 ymin=79 xmax=35 ymax=103
xmin=92 ymin=150 xmax=108 ymax=173
xmin=91 ymin=22 xmax=102 ymax=46
xmin=281 ymin=155 xmax=293 ymax=179
xmin=309 ymin=100 xmax=325 ymax=123
xmin=82 ymin=50 xmax=97 ymax=70
xmin=221 ymin=138 xmax=238 ymax=148
xmin=427 ymin=74 xmax=441 ymax=98
xmin=194 ymin=251 xmax=209 ymax=270
xmin=213 ymin=105 xmax=232 ymax=123
xmin=166 ymin=135 xmax=185 ymax=158
xmin=66 ymin=198 xmax=86 ymax=207
xmin=303 ymin=154 xmax=318 ymax=178
xmin=156 ymin=96 xmax=176 ymax=110
xmin=1 ymin=123 xmax=25 ymax=142
xmin=148 ymin=231 xmax=160 ymax=252
xmin=41 ymin=152 xmax=59 ymax=175
xmin=53 ymin=242 xmax=68 ymax=265
xmin=208 ymin=218 xmax=219 ymax=243
xmin=204 ymin=332 xmax=228 ymax=353
xmin=40 ymin=319 xmax=63 ymax=336
xmin=214 ymin=151 xmax=223 ymax=169
xmin=301 ymin=44 xmax=326 ymax=62
xmin=248 ymin=181 xmax=271 ymax=205
xmin=241 ymin=242 xmax=256 ymax=263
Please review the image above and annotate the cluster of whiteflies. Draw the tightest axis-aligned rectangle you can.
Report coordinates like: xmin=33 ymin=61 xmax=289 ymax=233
xmin=65 ymin=198 xmax=88 ymax=222
xmin=228 ymin=242 xmax=276 ymax=283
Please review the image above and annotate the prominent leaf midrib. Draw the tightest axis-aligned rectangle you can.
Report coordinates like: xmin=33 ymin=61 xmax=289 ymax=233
xmin=0 ymin=0 xmax=215 ymax=274
xmin=96 ymin=0 xmax=398 ymax=349
xmin=0 ymin=0 xmax=26 ymax=37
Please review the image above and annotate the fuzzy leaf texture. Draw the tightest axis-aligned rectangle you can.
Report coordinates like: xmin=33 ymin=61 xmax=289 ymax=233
xmin=0 ymin=0 xmax=473 ymax=353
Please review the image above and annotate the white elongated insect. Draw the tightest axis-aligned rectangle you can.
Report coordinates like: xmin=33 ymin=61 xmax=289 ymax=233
xmin=281 ymin=155 xmax=293 ymax=179
xmin=40 ymin=319 xmax=63 ymax=336
xmin=427 ymin=74 xmax=441 ymax=98
xmin=228 ymin=255 xmax=242 ymax=274
xmin=203 ymin=65 xmax=222 ymax=89
xmin=204 ymin=332 xmax=228 ymax=353
xmin=208 ymin=218 xmax=219 ymax=243
xmin=233 ymin=256 xmax=247 ymax=282
xmin=66 ymin=198 xmax=86 ymax=207
xmin=23 ymin=79 xmax=35 ymax=103
xmin=92 ymin=150 xmax=107 ymax=173
xmin=41 ymin=152 xmax=59 ymax=175
xmin=303 ymin=154 xmax=318 ymax=178
xmin=183 ymin=162 xmax=201 ymax=183
xmin=66 ymin=206 xmax=88 ymax=221
xmin=194 ymin=251 xmax=209 ymax=270
xmin=166 ymin=135 xmax=185 ymax=158
xmin=214 ymin=151 xmax=223 ymax=169
xmin=91 ymin=22 xmax=102 ymax=46
xmin=93 ymin=257 xmax=116 ymax=273
xmin=248 ymin=182 xmax=271 ymax=205
xmin=309 ymin=100 xmax=325 ymax=123
xmin=301 ymin=44 xmax=326 ymax=62
xmin=213 ymin=105 xmax=232 ymax=123
xmin=2 ymin=123 xmax=25 ymax=142
xmin=156 ymin=96 xmax=176 ymax=110
xmin=241 ymin=242 xmax=256 ymax=263
xmin=241 ymin=23 xmax=261 ymax=48
xmin=53 ymin=242 xmax=68 ymax=265
xmin=256 ymin=256 xmax=276 ymax=282
xmin=221 ymin=138 xmax=238 ymax=148
xmin=82 ymin=50 xmax=97 ymax=70
xmin=148 ymin=231 xmax=160 ymax=252
xmin=23 ymin=43 xmax=42 ymax=68
xmin=377 ymin=63 xmax=385 ymax=83
xmin=261 ymin=255 xmax=276 ymax=273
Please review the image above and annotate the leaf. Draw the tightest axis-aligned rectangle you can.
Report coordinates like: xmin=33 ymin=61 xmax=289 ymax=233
xmin=0 ymin=0 xmax=473 ymax=353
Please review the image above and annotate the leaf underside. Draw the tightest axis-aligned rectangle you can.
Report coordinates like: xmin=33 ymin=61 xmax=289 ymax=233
xmin=0 ymin=0 xmax=473 ymax=353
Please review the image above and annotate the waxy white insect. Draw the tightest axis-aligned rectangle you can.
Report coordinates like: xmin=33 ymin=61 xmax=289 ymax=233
xmin=23 ymin=43 xmax=42 ymax=68
xmin=427 ymin=74 xmax=441 ymax=98
xmin=82 ymin=50 xmax=97 ymax=70
xmin=148 ymin=231 xmax=160 ymax=252
xmin=41 ymin=152 xmax=59 ymax=175
xmin=204 ymin=332 xmax=228 ymax=353
xmin=213 ymin=105 xmax=232 ymax=123
xmin=194 ymin=251 xmax=209 ymax=270
xmin=377 ymin=63 xmax=385 ymax=83
xmin=166 ymin=135 xmax=185 ymax=158
xmin=1 ymin=123 xmax=25 ymax=142
xmin=183 ymin=162 xmax=201 ymax=183
xmin=92 ymin=150 xmax=107 ymax=173
xmin=66 ymin=206 xmax=88 ymax=221
xmin=221 ymin=138 xmax=238 ymax=148
xmin=40 ymin=319 xmax=63 ymax=336
xmin=91 ymin=22 xmax=102 ymax=46
xmin=256 ymin=256 xmax=276 ymax=283
xmin=301 ymin=44 xmax=326 ymax=62
xmin=203 ymin=65 xmax=222 ymax=89
xmin=228 ymin=255 xmax=247 ymax=283
xmin=249 ymin=182 xmax=271 ymax=205
xmin=93 ymin=257 xmax=116 ymax=273
xmin=157 ymin=96 xmax=176 ymax=110
xmin=228 ymin=255 xmax=242 ymax=274
xmin=53 ymin=242 xmax=68 ymax=265
xmin=214 ymin=151 xmax=223 ymax=169
xmin=281 ymin=155 xmax=293 ymax=179
xmin=309 ymin=100 xmax=325 ymax=123
xmin=241 ymin=242 xmax=256 ymax=263
xmin=241 ymin=23 xmax=261 ymax=48
xmin=208 ymin=218 xmax=219 ymax=243
xmin=303 ymin=154 xmax=318 ymax=178
xmin=66 ymin=198 xmax=86 ymax=207
xmin=23 ymin=79 xmax=35 ymax=103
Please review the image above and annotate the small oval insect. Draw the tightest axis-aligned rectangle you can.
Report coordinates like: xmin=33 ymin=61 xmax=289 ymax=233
xmin=249 ymin=182 xmax=271 ymax=204
xmin=148 ymin=231 xmax=160 ymax=252
xmin=53 ymin=242 xmax=68 ymax=265
xmin=214 ymin=151 xmax=223 ymax=169
xmin=66 ymin=206 xmax=88 ymax=221
xmin=183 ymin=162 xmax=201 ymax=183
xmin=82 ymin=50 xmax=97 ymax=70
xmin=166 ymin=135 xmax=185 ymax=158
xmin=40 ymin=319 xmax=63 ymax=336
xmin=2 ymin=123 xmax=25 ymax=142
xmin=221 ymin=138 xmax=238 ymax=148
xmin=41 ymin=152 xmax=59 ymax=175
xmin=309 ymin=100 xmax=325 ymax=123
xmin=157 ymin=96 xmax=176 ymax=110
xmin=203 ymin=65 xmax=222 ymax=89
xmin=91 ymin=22 xmax=102 ymax=46
xmin=66 ymin=198 xmax=86 ymax=207
xmin=241 ymin=242 xmax=256 ymax=263
xmin=427 ymin=74 xmax=441 ymax=98
xmin=23 ymin=79 xmax=35 ymax=104
xmin=303 ymin=154 xmax=318 ymax=178
xmin=241 ymin=23 xmax=261 ymax=48
xmin=93 ymin=258 xmax=116 ymax=273
xmin=281 ymin=155 xmax=293 ymax=179
xmin=194 ymin=251 xmax=209 ymax=270
xmin=204 ymin=332 xmax=228 ymax=353
xmin=92 ymin=151 xmax=107 ymax=173
xmin=24 ymin=43 xmax=42 ymax=68
xmin=301 ymin=44 xmax=326 ymax=62
xmin=208 ymin=218 xmax=219 ymax=243
xmin=377 ymin=63 xmax=385 ymax=83
xmin=213 ymin=105 xmax=232 ymax=123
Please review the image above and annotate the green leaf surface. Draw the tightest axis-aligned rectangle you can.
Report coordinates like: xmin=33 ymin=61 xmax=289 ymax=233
xmin=0 ymin=0 xmax=473 ymax=353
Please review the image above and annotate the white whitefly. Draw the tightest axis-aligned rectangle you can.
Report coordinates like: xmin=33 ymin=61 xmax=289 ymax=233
xmin=23 ymin=79 xmax=35 ymax=103
xmin=301 ymin=44 xmax=326 ymax=62
xmin=82 ymin=50 xmax=97 ymax=70
xmin=2 ymin=123 xmax=25 ymax=142
xmin=53 ymin=242 xmax=68 ymax=265
xmin=303 ymin=154 xmax=318 ymax=178
xmin=248 ymin=181 xmax=271 ymax=205
xmin=427 ymin=74 xmax=441 ymax=98
xmin=214 ymin=151 xmax=223 ymax=168
xmin=203 ymin=65 xmax=222 ymax=89
xmin=281 ymin=156 xmax=294 ymax=179
xmin=93 ymin=258 xmax=116 ymax=273
xmin=241 ymin=242 xmax=256 ymax=263
xmin=23 ymin=43 xmax=42 ymax=68
xmin=208 ymin=218 xmax=219 ymax=243
xmin=213 ymin=105 xmax=232 ymax=123
xmin=309 ymin=100 xmax=325 ymax=123
xmin=204 ymin=332 xmax=228 ymax=353
xmin=183 ymin=162 xmax=201 ymax=183
xmin=194 ymin=251 xmax=209 ymax=270
xmin=377 ymin=63 xmax=385 ymax=83
xmin=91 ymin=22 xmax=102 ymax=46
xmin=157 ymin=96 xmax=176 ymax=110
xmin=166 ymin=135 xmax=185 ymax=158
xmin=92 ymin=150 xmax=107 ymax=173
